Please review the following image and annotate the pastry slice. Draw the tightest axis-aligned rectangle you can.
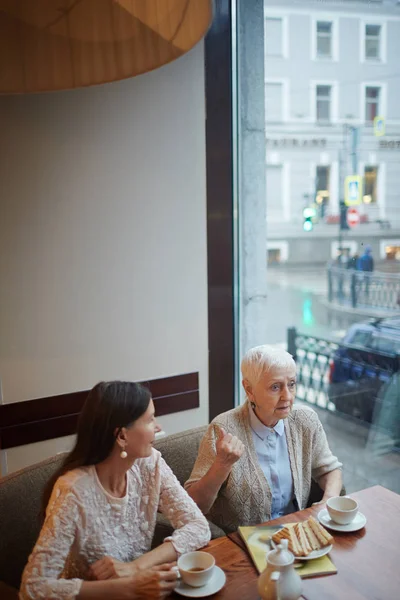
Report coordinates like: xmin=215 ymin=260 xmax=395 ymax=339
xmin=294 ymin=522 xmax=312 ymax=556
xmin=272 ymin=527 xmax=304 ymax=556
xmin=302 ymin=520 xmax=321 ymax=551
xmin=308 ymin=516 xmax=334 ymax=547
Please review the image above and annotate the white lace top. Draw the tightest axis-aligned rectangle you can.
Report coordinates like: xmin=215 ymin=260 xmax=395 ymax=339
xmin=20 ymin=449 xmax=211 ymax=600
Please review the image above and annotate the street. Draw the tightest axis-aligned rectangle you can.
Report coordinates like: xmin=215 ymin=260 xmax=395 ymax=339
xmin=264 ymin=265 xmax=400 ymax=496
xmin=266 ymin=267 xmax=361 ymax=346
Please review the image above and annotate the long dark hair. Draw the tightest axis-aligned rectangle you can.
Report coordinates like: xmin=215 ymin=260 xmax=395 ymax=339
xmin=42 ymin=381 xmax=151 ymax=517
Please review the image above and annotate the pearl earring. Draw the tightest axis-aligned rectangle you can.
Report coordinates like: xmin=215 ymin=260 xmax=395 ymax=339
xmin=120 ymin=449 xmax=128 ymax=459
xmin=250 ymin=401 xmax=256 ymax=410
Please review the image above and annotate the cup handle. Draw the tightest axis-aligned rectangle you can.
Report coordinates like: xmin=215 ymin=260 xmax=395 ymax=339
xmin=172 ymin=566 xmax=181 ymax=579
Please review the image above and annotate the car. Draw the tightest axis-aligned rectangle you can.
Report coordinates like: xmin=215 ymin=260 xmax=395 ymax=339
xmin=328 ymin=317 xmax=400 ymax=423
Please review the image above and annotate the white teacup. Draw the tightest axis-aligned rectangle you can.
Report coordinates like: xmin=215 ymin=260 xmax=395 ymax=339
xmin=177 ymin=551 xmax=215 ymax=588
xmin=326 ymin=496 xmax=359 ymax=525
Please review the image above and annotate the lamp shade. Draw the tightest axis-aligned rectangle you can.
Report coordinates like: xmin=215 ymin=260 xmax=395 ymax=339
xmin=0 ymin=0 xmax=213 ymax=93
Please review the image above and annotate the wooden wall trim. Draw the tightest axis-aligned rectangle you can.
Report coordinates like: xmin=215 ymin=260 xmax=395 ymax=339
xmin=0 ymin=372 xmax=199 ymax=450
xmin=205 ymin=0 xmax=235 ymax=420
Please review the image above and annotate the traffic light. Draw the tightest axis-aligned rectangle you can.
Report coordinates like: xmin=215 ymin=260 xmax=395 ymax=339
xmin=303 ymin=216 xmax=313 ymax=232
xmin=303 ymin=207 xmax=315 ymax=232
xmin=339 ymin=201 xmax=350 ymax=230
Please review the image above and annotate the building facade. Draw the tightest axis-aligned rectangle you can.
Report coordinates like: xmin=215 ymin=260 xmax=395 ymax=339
xmin=264 ymin=0 xmax=400 ymax=264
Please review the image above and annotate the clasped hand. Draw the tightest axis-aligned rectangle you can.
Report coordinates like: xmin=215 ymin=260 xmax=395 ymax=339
xmin=89 ymin=557 xmax=178 ymax=599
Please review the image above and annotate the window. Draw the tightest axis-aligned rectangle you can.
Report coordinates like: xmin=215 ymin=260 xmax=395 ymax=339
xmin=365 ymin=86 xmax=380 ymax=122
xmin=265 ymin=18 xmax=283 ymax=56
xmin=350 ymin=330 xmax=372 ymax=348
xmin=364 ymin=166 xmax=378 ymax=204
xmin=265 ymin=82 xmax=283 ymax=122
xmin=368 ymin=335 xmax=400 ymax=354
xmin=317 ymin=22 xmax=332 ymax=58
xmin=316 ymin=166 xmax=330 ymax=216
xmin=316 ymin=85 xmax=331 ymax=122
xmin=316 ymin=166 xmax=330 ymax=197
xmin=267 ymin=241 xmax=289 ymax=264
xmin=365 ymin=24 xmax=381 ymax=60
xmin=266 ymin=164 xmax=284 ymax=221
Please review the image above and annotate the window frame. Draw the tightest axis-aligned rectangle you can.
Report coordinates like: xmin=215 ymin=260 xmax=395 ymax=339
xmin=360 ymin=19 xmax=387 ymax=63
xmin=266 ymin=241 xmax=289 ymax=263
xmin=363 ymin=165 xmax=379 ymax=204
xmin=311 ymin=17 xmax=339 ymax=61
xmin=315 ymin=164 xmax=331 ymax=203
xmin=265 ymin=162 xmax=291 ymax=223
xmin=311 ymin=80 xmax=338 ymax=124
xmin=264 ymin=78 xmax=289 ymax=123
xmin=265 ymin=15 xmax=289 ymax=59
xmin=359 ymin=160 xmax=386 ymax=217
xmin=360 ymin=82 xmax=387 ymax=124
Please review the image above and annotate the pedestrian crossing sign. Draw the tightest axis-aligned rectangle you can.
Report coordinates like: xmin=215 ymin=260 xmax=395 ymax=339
xmin=374 ymin=116 xmax=385 ymax=137
xmin=344 ymin=175 xmax=362 ymax=206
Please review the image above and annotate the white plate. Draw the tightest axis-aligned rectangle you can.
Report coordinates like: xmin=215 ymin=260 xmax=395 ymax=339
xmin=175 ymin=566 xmax=226 ymax=597
xmin=296 ymin=544 xmax=332 ymax=561
xmin=318 ymin=508 xmax=367 ymax=532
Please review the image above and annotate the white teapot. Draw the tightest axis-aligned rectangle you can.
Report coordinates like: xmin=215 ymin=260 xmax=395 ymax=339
xmin=257 ymin=539 xmax=302 ymax=600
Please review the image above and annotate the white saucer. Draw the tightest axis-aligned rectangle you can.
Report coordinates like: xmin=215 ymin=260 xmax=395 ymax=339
xmin=296 ymin=544 xmax=332 ymax=561
xmin=318 ymin=508 xmax=367 ymax=532
xmin=175 ymin=566 xmax=226 ymax=597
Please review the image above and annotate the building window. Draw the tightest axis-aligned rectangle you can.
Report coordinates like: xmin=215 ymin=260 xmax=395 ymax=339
xmin=267 ymin=241 xmax=289 ymax=264
xmin=316 ymin=166 xmax=330 ymax=217
xmin=365 ymin=24 xmax=381 ymax=60
xmin=265 ymin=18 xmax=283 ymax=56
xmin=317 ymin=22 xmax=332 ymax=58
xmin=365 ymin=86 xmax=380 ymax=122
xmin=364 ymin=166 xmax=378 ymax=204
xmin=265 ymin=82 xmax=283 ymax=122
xmin=266 ymin=164 xmax=284 ymax=221
xmin=316 ymin=85 xmax=331 ymax=122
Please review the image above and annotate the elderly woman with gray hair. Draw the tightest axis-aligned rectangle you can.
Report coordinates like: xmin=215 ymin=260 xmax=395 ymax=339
xmin=185 ymin=345 xmax=342 ymax=533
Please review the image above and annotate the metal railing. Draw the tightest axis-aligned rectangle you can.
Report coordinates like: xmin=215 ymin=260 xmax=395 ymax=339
xmin=328 ymin=266 xmax=400 ymax=311
xmin=287 ymin=327 xmax=400 ymax=450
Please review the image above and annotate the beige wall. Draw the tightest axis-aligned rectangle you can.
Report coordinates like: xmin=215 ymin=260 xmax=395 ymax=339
xmin=0 ymin=43 xmax=208 ymax=474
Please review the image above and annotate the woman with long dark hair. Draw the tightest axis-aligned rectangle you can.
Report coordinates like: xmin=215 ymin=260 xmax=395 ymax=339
xmin=20 ymin=381 xmax=210 ymax=600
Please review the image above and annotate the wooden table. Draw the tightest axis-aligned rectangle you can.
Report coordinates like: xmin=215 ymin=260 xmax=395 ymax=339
xmin=173 ymin=486 xmax=400 ymax=600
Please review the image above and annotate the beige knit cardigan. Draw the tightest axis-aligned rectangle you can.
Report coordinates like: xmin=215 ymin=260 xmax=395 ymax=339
xmin=185 ymin=403 xmax=342 ymax=533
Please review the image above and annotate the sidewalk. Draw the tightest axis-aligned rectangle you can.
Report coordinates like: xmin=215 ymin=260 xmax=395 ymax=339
xmin=267 ymin=265 xmax=400 ymax=320
xmin=319 ymin=296 xmax=400 ymax=319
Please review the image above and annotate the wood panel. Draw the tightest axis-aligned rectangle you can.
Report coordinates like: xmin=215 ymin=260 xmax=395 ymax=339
xmin=205 ymin=0 xmax=235 ymax=421
xmin=0 ymin=372 xmax=199 ymax=450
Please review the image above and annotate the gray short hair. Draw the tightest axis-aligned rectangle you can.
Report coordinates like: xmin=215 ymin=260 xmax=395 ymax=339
xmin=241 ymin=345 xmax=296 ymax=388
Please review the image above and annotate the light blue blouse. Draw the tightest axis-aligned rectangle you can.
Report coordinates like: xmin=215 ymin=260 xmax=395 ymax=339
xmin=248 ymin=404 xmax=296 ymax=519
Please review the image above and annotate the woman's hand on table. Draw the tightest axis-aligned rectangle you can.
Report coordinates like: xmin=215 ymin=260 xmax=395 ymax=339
xmin=312 ymin=493 xmax=336 ymax=507
xmin=90 ymin=556 xmax=136 ymax=580
xmin=89 ymin=560 xmax=178 ymax=599
xmin=128 ymin=564 xmax=178 ymax=599
xmin=90 ymin=556 xmax=178 ymax=600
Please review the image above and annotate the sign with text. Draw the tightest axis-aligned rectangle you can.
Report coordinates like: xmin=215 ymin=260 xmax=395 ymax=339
xmin=344 ymin=175 xmax=362 ymax=206
xmin=379 ymin=140 xmax=400 ymax=149
xmin=266 ymin=138 xmax=327 ymax=148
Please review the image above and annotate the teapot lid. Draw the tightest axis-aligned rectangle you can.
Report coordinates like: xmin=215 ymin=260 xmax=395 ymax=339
xmin=267 ymin=539 xmax=294 ymax=566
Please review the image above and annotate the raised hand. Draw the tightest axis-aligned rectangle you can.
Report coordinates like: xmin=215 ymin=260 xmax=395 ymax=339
xmin=215 ymin=425 xmax=245 ymax=469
